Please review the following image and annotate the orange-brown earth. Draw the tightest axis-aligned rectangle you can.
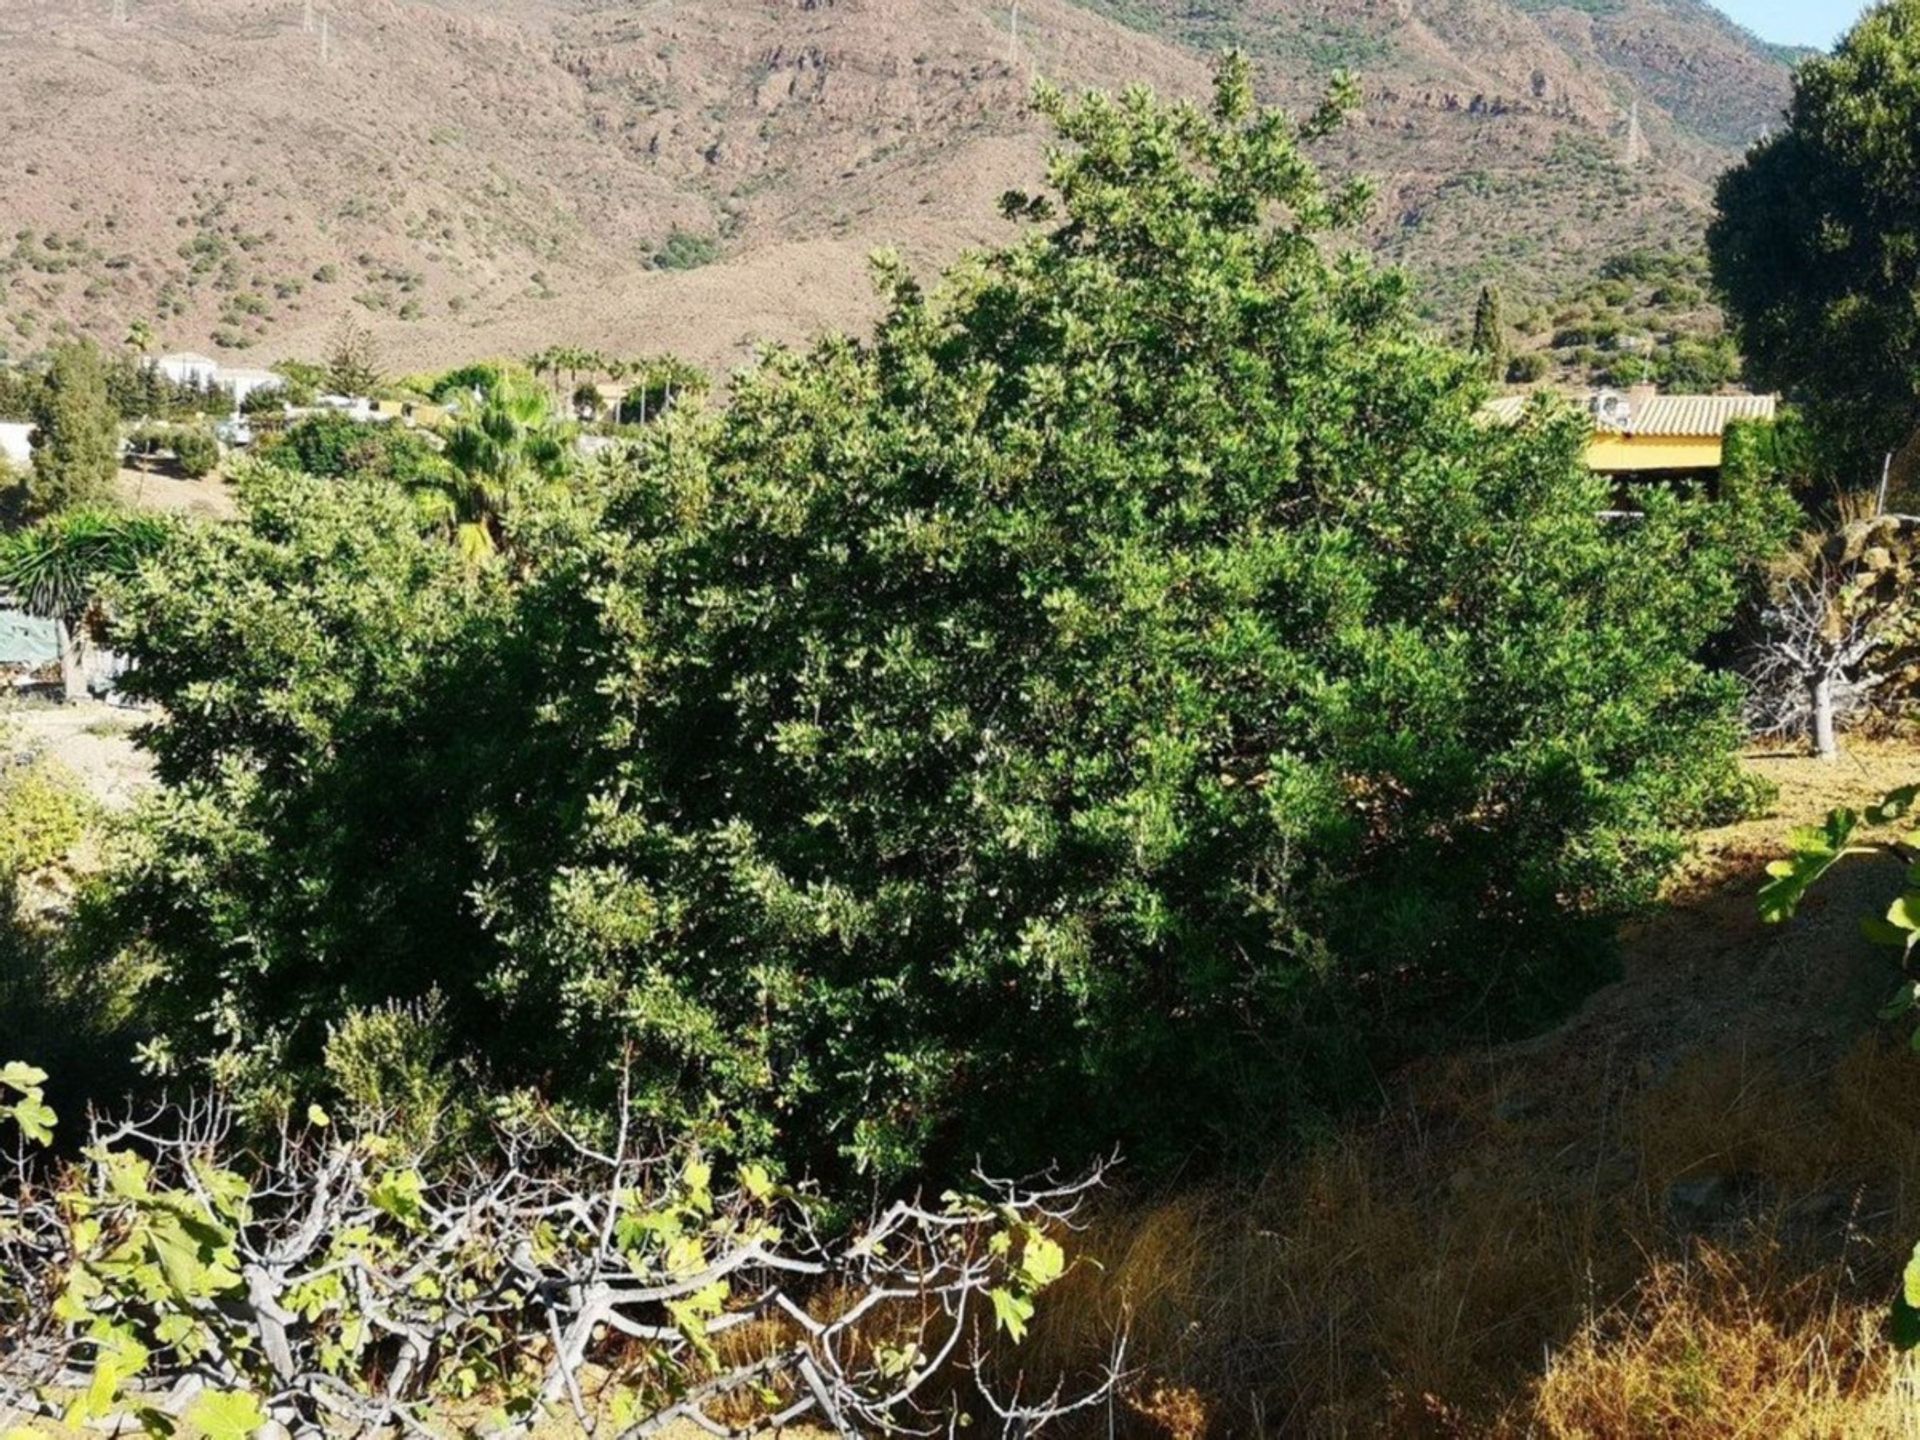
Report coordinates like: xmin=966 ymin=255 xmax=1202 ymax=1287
xmin=0 ymin=0 xmax=1794 ymax=374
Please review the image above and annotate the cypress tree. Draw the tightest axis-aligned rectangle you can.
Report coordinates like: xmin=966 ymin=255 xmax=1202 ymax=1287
xmin=27 ymin=342 xmax=120 ymax=517
xmin=1470 ymin=284 xmax=1507 ymax=380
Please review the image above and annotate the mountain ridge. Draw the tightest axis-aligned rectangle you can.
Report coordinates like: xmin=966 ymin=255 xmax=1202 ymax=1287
xmin=0 ymin=0 xmax=1794 ymax=372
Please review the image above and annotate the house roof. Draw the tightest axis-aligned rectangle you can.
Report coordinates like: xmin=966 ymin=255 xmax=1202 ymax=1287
xmin=155 ymin=352 xmax=217 ymax=367
xmin=0 ymin=610 xmax=58 ymax=669
xmin=1616 ymin=394 xmax=1776 ymax=437
xmin=1480 ymin=391 xmax=1776 ymax=438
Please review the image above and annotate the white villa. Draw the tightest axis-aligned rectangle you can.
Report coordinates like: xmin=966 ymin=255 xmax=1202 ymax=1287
xmin=152 ymin=353 xmax=284 ymax=409
xmin=152 ymin=352 xmax=220 ymax=387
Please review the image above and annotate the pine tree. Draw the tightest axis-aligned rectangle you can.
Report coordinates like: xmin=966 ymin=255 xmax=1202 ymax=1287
xmin=325 ymin=318 xmax=383 ymax=398
xmin=26 ymin=342 xmax=120 ymax=518
xmin=1470 ymin=284 xmax=1507 ymax=380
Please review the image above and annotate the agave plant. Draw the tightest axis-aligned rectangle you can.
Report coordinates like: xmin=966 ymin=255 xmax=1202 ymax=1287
xmin=0 ymin=509 xmax=170 ymax=701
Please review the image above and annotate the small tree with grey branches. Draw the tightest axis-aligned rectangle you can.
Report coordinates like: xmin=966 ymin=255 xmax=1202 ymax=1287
xmin=1745 ymin=518 xmax=1919 ymax=760
xmin=0 ymin=1069 xmax=1121 ymax=1440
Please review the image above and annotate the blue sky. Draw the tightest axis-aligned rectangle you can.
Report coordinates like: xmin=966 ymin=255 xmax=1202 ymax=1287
xmin=1711 ymin=0 xmax=1867 ymax=49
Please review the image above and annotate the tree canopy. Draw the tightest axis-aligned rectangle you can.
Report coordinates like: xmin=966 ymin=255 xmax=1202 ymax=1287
xmin=1710 ymin=0 xmax=1920 ymax=475
xmin=25 ymin=342 xmax=120 ymax=517
xmin=1471 ymin=284 xmax=1507 ymax=379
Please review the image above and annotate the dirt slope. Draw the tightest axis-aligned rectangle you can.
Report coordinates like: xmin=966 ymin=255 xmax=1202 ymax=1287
xmin=0 ymin=0 xmax=1792 ymax=371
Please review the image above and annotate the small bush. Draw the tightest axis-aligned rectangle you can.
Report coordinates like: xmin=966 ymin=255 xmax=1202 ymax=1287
xmin=170 ymin=427 xmax=219 ymax=479
xmin=652 ymin=229 xmax=721 ymax=271
xmin=240 ymin=385 xmax=287 ymax=417
xmin=1506 ymin=352 xmax=1550 ymax=383
xmin=0 ymin=757 xmax=89 ymax=878
xmin=323 ymin=995 xmax=458 ymax=1151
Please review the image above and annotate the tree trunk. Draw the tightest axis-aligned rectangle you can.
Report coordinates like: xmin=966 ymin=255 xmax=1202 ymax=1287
xmin=1810 ymin=672 xmax=1838 ymax=761
xmin=55 ymin=616 xmax=83 ymax=705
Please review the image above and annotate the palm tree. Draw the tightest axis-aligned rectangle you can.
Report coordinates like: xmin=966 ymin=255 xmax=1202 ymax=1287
xmin=0 ymin=510 xmax=170 ymax=702
xmin=523 ymin=348 xmax=562 ymax=404
xmin=436 ymin=377 xmax=574 ymax=560
xmin=558 ymin=346 xmax=593 ymax=411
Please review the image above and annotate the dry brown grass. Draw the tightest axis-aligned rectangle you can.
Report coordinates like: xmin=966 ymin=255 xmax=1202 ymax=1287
xmin=1525 ymin=1249 xmax=1920 ymax=1439
xmin=1014 ymin=740 xmax=1920 ymax=1438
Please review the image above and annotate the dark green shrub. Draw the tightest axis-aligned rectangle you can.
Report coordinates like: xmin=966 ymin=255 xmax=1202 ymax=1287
xmin=652 ymin=230 xmax=720 ymax=271
xmin=1507 ymin=351 xmax=1551 ymax=383
xmin=102 ymin=64 xmax=1795 ymax=1188
xmin=240 ymin=385 xmax=287 ymax=417
xmin=1655 ymin=337 xmax=1741 ymax=391
xmin=170 ymin=427 xmax=219 ymax=479
xmin=258 ymin=411 xmax=446 ymax=487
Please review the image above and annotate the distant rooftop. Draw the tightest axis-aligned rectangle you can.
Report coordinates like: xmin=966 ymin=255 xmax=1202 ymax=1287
xmin=1482 ymin=390 xmax=1776 ymax=438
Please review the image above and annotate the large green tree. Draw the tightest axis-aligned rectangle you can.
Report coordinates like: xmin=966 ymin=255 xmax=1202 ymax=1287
xmin=25 ymin=342 xmax=120 ymax=517
xmin=258 ymin=411 xmax=446 ymax=487
xmin=103 ymin=60 xmax=1790 ymax=1184
xmin=1710 ymin=0 xmax=1920 ymax=475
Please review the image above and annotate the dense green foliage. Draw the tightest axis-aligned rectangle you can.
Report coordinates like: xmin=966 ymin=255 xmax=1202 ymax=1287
xmin=96 ymin=63 xmax=1788 ymax=1185
xmin=0 ymin=355 xmax=229 ymax=427
xmin=0 ymin=509 xmax=171 ymax=626
xmin=652 ymin=231 xmax=721 ymax=272
xmin=24 ymin=342 xmax=120 ymax=517
xmin=257 ymin=411 xmax=447 ymax=487
xmin=435 ymin=376 xmax=574 ymax=556
xmin=1721 ymin=410 xmax=1842 ymax=508
xmin=1711 ymin=1 xmax=1920 ymax=472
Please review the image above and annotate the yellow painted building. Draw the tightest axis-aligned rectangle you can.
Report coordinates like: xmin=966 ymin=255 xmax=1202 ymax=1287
xmin=1482 ymin=390 xmax=1777 ymax=477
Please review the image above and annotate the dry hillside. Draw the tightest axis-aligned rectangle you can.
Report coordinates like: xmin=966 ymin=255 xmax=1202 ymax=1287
xmin=0 ymin=0 xmax=1794 ymax=372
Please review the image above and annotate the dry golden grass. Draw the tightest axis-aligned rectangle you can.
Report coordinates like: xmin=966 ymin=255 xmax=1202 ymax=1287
xmin=1016 ymin=740 xmax=1920 ymax=1438
xmin=1525 ymin=1250 xmax=1920 ymax=1439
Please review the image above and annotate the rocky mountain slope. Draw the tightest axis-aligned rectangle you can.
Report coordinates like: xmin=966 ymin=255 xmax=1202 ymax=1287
xmin=0 ymin=0 xmax=1795 ymax=372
